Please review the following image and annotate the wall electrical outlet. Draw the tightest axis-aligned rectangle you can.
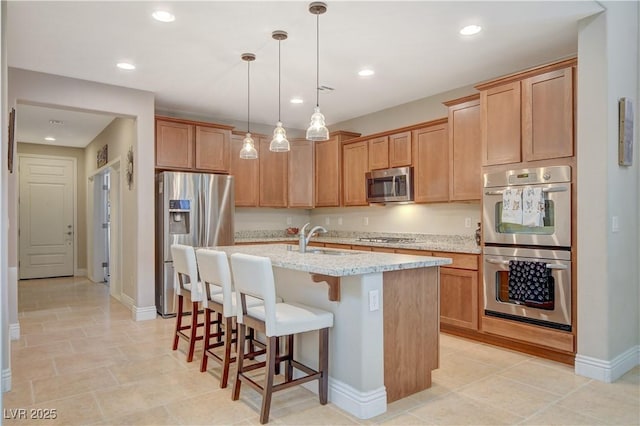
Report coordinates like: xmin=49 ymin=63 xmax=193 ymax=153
xmin=363 ymin=217 xmax=369 ymax=226
xmin=465 ymin=217 xmax=472 ymax=228
xmin=286 ymin=216 xmax=292 ymax=225
xmin=325 ymin=217 xmax=330 ymax=225
xmin=368 ymin=290 xmax=380 ymax=311
xmin=338 ymin=217 xmax=343 ymax=225
xmin=612 ymin=216 xmax=620 ymax=233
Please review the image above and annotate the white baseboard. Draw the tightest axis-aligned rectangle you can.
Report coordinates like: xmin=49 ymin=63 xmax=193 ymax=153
xmin=2 ymin=368 xmax=12 ymax=392
xmin=301 ymin=377 xmax=387 ymax=419
xmin=575 ymin=345 xmax=640 ymax=383
xmin=120 ymin=293 xmax=135 ymax=310
xmin=133 ymin=305 xmax=157 ymax=321
xmin=9 ymin=323 xmax=20 ymax=341
xmin=75 ymin=268 xmax=87 ymax=277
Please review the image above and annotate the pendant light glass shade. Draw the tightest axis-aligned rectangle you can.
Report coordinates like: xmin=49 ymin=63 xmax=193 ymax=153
xmin=270 ymin=121 xmax=290 ymax=152
xmin=270 ymin=30 xmax=290 ymax=152
xmin=240 ymin=53 xmax=258 ymax=159
xmin=306 ymin=2 xmax=330 ymax=142
xmin=306 ymin=106 xmax=329 ymax=141
xmin=239 ymin=133 xmax=257 ymax=159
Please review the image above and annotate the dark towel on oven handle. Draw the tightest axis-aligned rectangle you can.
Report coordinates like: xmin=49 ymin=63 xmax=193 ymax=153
xmin=508 ymin=260 xmax=552 ymax=304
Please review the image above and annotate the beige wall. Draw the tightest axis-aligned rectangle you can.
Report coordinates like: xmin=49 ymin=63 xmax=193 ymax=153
xmin=576 ymin=2 xmax=639 ymax=378
xmin=16 ymin=143 xmax=88 ymax=270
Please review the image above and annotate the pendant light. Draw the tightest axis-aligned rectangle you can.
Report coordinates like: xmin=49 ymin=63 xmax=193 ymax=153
xmin=239 ymin=53 xmax=258 ymax=159
xmin=306 ymin=1 xmax=329 ymax=141
xmin=269 ymin=30 xmax=290 ymax=152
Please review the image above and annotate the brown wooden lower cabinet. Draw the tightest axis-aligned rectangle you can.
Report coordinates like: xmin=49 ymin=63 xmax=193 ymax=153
xmin=439 ymin=267 xmax=478 ymax=330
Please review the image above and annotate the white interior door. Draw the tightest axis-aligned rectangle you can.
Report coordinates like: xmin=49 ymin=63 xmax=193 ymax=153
xmin=19 ymin=155 xmax=75 ymax=279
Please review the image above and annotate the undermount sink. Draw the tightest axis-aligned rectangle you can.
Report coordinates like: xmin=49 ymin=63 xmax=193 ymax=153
xmin=306 ymin=249 xmax=356 ymax=256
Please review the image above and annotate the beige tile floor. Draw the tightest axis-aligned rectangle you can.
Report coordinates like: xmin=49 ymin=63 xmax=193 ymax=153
xmin=3 ymin=276 xmax=639 ymax=425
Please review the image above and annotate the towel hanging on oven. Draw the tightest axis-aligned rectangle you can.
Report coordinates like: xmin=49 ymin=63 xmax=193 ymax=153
xmin=508 ymin=260 xmax=552 ymax=305
xmin=501 ymin=188 xmax=523 ymax=225
xmin=522 ymin=187 xmax=545 ymax=227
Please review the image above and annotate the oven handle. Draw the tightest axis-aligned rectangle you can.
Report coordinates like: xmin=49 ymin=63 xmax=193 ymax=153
xmin=485 ymin=258 xmax=568 ymax=270
xmin=484 ymin=186 xmax=569 ymax=196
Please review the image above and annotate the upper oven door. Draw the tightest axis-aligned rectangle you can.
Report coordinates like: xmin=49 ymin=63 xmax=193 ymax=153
xmin=482 ymin=167 xmax=571 ymax=248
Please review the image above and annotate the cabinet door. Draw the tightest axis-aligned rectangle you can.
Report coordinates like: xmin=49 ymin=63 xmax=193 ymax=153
xmin=389 ymin=131 xmax=412 ymax=168
xmin=523 ymin=67 xmax=574 ymax=161
xmin=439 ymin=267 xmax=478 ymax=330
xmin=229 ymin=134 xmax=259 ymax=207
xmin=195 ymin=126 xmax=230 ymax=172
xmin=448 ymin=98 xmax=481 ymax=201
xmin=368 ymin=136 xmax=389 ymax=170
xmin=156 ymin=120 xmax=193 ymax=169
xmin=412 ymin=123 xmax=449 ymax=203
xmin=259 ymin=137 xmax=288 ymax=207
xmin=314 ymin=136 xmax=341 ymax=207
xmin=288 ymin=139 xmax=314 ymax=208
xmin=342 ymin=141 xmax=369 ymax=206
xmin=481 ymin=82 xmax=521 ymax=166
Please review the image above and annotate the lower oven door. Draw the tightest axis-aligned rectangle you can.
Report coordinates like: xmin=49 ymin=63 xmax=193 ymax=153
xmin=483 ymin=246 xmax=571 ymax=331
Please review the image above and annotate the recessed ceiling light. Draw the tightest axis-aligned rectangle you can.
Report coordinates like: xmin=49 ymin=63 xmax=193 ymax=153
xmin=117 ymin=62 xmax=136 ymax=70
xmin=460 ymin=25 xmax=482 ymax=36
xmin=290 ymin=98 xmax=304 ymax=104
xmin=49 ymin=119 xmax=64 ymax=125
xmin=44 ymin=136 xmax=56 ymax=141
xmin=152 ymin=10 xmax=175 ymax=23
xmin=358 ymin=69 xmax=375 ymax=77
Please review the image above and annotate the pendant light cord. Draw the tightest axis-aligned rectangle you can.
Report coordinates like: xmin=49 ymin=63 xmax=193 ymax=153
xmin=316 ymin=13 xmax=320 ymax=108
xmin=247 ymin=60 xmax=251 ymax=133
xmin=278 ymin=39 xmax=282 ymax=121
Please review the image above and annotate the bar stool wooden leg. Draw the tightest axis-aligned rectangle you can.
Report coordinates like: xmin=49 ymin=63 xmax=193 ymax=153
xmin=260 ymin=336 xmax=277 ymax=424
xmin=173 ymin=295 xmax=184 ymax=350
xmin=220 ymin=316 xmax=234 ymax=389
xmin=319 ymin=328 xmax=329 ymax=404
xmin=285 ymin=334 xmax=294 ymax=382
xmin=187 ymin=301 xmax=199 ymax=362
xmin=232 ymin=323 xmax=246 ymax=401
xmin=200 ymin=308 xmax=212 ymax=372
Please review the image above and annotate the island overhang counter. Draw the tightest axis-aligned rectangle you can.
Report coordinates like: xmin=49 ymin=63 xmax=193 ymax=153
xmin=212 ymin=244 xmax=452 ymax=419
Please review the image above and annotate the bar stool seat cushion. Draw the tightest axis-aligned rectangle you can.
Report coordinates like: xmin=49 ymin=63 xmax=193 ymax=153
xmin=211 ymin=291 xmax=262 ymax=317
xmin=246 ymin=302 xmax=333 ymax=337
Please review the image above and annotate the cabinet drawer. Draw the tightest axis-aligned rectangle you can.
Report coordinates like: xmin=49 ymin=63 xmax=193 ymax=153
xmin=324 ymin=243 xmax=351 ymax=249
xmin=350 ymin=245 xmax=373 ymax=251
xmin=431 ymin=251 xmax=478 ymax=270
xmin=394 ymin=248 xmax=431 ymax=256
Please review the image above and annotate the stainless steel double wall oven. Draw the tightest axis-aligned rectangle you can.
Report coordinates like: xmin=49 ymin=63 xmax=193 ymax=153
xmin=482 ymin=166 xmax=572 ymax=331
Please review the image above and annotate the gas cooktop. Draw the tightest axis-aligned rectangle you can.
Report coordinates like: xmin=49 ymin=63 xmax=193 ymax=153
xmin=357 ymin=237 xmax=416 ymax=243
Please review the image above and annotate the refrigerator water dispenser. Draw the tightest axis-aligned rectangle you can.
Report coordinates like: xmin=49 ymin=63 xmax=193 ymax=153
xmin=168 ymin=199 xmax=190 ymax=235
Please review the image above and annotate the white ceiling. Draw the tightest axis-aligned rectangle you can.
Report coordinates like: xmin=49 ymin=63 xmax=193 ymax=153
xmin=7 ymin=1 xmax=603 ymax=147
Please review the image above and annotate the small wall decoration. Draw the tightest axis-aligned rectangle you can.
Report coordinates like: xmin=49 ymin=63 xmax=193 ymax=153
xmin=126 ymin=146 xmax=134 ymax=190
xmin=8 ymin=107 xmax=15 ymax=173
xmin=97 ymin=144 xmax=108 ymax=168
xmin=618 ymin=97 xmax=634 ymax=166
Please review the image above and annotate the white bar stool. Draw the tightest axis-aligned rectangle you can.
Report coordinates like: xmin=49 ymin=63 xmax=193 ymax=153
xmin=171 ymin=244 xmax=220 ymax=362
xmin=230 ymin=253 xmax=333 ymax=424
xmin=195 ymin=248 xmax=264 ymax=388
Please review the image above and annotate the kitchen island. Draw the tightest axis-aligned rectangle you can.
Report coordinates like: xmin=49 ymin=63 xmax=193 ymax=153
xmin=213 ymin=244 xmax=452 ymax=419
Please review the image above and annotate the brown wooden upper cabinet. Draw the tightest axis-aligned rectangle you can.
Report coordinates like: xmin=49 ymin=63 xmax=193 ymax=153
xmin=259 ymin=137 xmax=288 ymax=207
xmin=155 ymin=116 xmax=232 ymax=173
xmin=288 ymin=139 xmax=314 ymax=208
xmin=229 ymin=133 xmax=260 ymax=207
xmin=314 ymin=131 xmax=361 ymax=207
xmin=445 ymin=95 xmax=481 ymax=201
xmin=477 ymin=58 xmax=575 ymax=166
xmin=368 ymin=136 xmax=389 ymax=170
xmin=412 ymin=120 xmax=449 ymax=203
xmin=342 ymin=140 xmax=369 ymax=206
xmin=368 ymin=131 xmax=412 ymax=171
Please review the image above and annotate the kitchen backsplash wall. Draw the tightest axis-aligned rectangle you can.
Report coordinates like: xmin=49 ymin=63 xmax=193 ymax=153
xmin=235 ymin=203 xmax=480 ymax=236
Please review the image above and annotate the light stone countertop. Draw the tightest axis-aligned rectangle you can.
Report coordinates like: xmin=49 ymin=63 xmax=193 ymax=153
xmin=211 ymin=244 xmax=452 ymax=277
xmin=234 ymin=231 xmax=481 ymax=255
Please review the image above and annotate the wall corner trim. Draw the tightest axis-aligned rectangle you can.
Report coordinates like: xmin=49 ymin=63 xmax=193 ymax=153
xmin=133 ymin=305 xmax=157 ymax=322
xmin=575 ymin=345 xmax=640 ymax=382
xmin=301 ymin=376 xmax=387 ymax=419
xmin=9 ymin=323 xmax=20 ymax=340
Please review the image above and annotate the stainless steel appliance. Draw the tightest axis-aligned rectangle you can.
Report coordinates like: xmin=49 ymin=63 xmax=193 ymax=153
xmin=366 ymin=166 xmax=414 ymax=203
xmin=482 ymin=166 xmax=572 ymax=331
xmin=483 ymin=166 xmax=571 ymax=248
xmin=155 ymin=171 xmax=234 ymax=317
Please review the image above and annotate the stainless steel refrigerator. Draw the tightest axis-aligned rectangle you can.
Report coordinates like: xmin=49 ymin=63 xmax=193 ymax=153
xmin=155 ymin=171 xmax=234 ymax=317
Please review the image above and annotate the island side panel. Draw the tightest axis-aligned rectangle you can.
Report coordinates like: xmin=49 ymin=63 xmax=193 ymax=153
xmin=383 ymin=267 xmax=440 ymax=402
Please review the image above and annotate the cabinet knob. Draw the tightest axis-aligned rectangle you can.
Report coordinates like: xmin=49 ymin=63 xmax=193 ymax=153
xmin=543 ymin=173 xmax=551 ymax=180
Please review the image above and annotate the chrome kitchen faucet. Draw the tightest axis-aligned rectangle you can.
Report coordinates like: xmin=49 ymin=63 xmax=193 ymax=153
xmin=298 ymin=222 xmax=328 ymax=253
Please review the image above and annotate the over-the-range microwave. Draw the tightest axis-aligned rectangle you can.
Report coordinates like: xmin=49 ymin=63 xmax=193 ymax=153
xmin=365 ymin=166 xmax=414 ymax=203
